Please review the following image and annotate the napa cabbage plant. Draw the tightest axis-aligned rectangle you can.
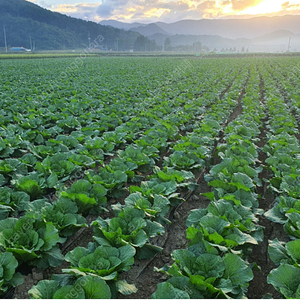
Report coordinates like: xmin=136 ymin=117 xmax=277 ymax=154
xmin=25 ymin=198 xmax=87 ymax=242
xmin=60 ymin=179 xmax=107 ymax=215
xmin=0 ymin=252 xmax=24 ymax=296
xmin=0 ymin=187 xmax=30 ymax=220
xmin=152 ymin=245 xmax=253 ymax=299
xmin=29 ymin=275 xmax=112 ymax=299
xmin=92 ymin=207 xmax=163 ymax=259
xmin=186 ymin=200 xmax=263 ymax=255
xmin=55 ymin=244 xmax=138 ymax=297
xmin=0 ymin=216 xmax=63 ymax=268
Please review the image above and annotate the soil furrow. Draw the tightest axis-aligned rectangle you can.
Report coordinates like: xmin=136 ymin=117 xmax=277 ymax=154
xmin=247 ymin=70 xmax=288 ymax=299
xmin=121 ymin=169 xmax=211 ymax=299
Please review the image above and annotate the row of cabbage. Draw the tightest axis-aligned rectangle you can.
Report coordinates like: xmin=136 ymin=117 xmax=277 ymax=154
xmin=151 ymin=63 xmax=269 ymax=299
xmin=0 ymin=58 xmax=236 ymax=229
xmin=0 ymin=57 xmax=236 ymax=203
xmin=25 ymin=61 xmax=246 ymax=299
xmin=256 ymin=61 xmax=300 ymax=299
xmin=0 ymin=57 xmax=242 ymax=298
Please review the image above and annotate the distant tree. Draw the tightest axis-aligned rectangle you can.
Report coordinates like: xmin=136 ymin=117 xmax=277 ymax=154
xmin=241 ymin=46 xmax=245 ymax=52
xmin=202 ymin=45 xmax=210 ymax=52
xmin=164 ymin=37 xmax=172 ymax=51
xmin=133 ymin=36 xmax=160 ymax=52
xmin=133 ymin=36 xmax=145 ymax=51
xmin=193 ymin=41 xmax=202 ymax=52
xmin=150 ymin=39 xmax=161 ymax=51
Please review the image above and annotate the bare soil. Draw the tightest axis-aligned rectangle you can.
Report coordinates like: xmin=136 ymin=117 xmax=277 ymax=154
xmin=246 ymin=120 xmax=284 ymax=299
xmin=121 ymin=174 xmax=212 ymax=299
xmin=246 ymin=72 xmax=289 ymax=299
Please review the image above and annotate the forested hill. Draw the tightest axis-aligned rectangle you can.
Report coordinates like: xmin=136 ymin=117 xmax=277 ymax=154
xmin=0 ymin=0 xmax=140 ymax=50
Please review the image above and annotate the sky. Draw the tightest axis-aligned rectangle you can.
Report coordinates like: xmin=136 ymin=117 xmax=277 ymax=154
xmin=26 ymin=0 xmax=300 ymax=23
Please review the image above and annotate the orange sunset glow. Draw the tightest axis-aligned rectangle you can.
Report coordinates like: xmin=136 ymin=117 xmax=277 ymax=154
xmin=26 ymin=0 xmax=300 ymax=23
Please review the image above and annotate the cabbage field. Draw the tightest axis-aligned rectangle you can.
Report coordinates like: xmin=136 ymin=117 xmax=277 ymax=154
xmin=1 ymin=55 xmax=300 ymax=299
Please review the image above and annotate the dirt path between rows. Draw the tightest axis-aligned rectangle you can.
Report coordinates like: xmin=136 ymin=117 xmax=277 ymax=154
xmin=247 ymin=71 xmax=287 ymax=299
xmin=121 ymin=175 xmax=211 ymax=299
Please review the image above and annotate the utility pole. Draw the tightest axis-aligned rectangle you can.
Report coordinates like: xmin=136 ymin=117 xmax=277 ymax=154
xmin=3 ymin=25 xmax=7 ymax=53
xmin=88 ymin=31 xmax=91 ymax=48
xmin=29 ymin=35 xmax=32 ymax=51
xmin=288 ymin=37 xmax=291 ymax=52
xmin=116 ymin=37 xmax=118 ymax=51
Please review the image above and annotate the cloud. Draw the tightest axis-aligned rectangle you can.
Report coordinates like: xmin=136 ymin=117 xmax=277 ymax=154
xmin=196 ymin=1 xmax=223 ymax=18
xmin=33 ymin=0 xmax=300 ymax=23
xmin=188 ymin=0 xmax=262 ymax=18
xmin=282 ymin=1 xmax=300 ymax=9
xmin=230 ymin=0 xmax=261 ymax=11
xmin=44 ymin=0 xmax=198 ymax=23
xmin=157 ymin=1 xmax=190 ymax=11
xmin=281 ymin=0 xmax=289 ymax=7
xmin=53 ymin=3 xmax=97 ymax=13
xmin=96 ymin=4 xmax=114 ymax=17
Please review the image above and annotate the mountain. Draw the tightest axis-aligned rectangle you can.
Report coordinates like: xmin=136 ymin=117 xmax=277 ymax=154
xmin=102 ymin=15 xmax=300 ymax=39
xmin=252 ymin=29 xmax=296 ymax=43
xmin=148 ymin=33 xmax=252 ymax=48
xmin=155 ymin=15 xmax=300 ymax=39
xmin=251 ymin=30 xmax=300 ymax=51
xmin=0 ymin=0 xmax=141 ymax=50
xmin=99 ymin=20 xmax=169 ymax=37
xmin=147 ymin=31 xmax=300 ymax=52
xmin=99 ymin=20 xmax=146 ymax=30
xmin=130 ymin=23 xmax=169 ymax=37
xmin=100 ymin=15 xmax=300 ymax=52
